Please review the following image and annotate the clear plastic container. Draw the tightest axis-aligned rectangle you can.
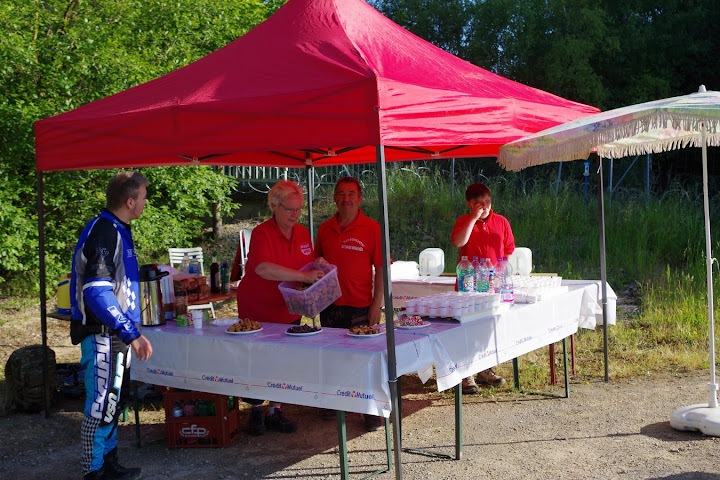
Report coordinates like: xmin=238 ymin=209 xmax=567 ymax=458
xmin=278 ymin=262 xmax=341 ymax=318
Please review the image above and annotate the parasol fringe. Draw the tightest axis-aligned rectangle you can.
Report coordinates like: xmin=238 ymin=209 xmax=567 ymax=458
xmin=499 ymin=111 xmax=720 ymax=171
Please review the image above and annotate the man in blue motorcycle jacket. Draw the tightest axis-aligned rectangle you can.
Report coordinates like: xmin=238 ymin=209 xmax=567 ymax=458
xmin=70 ymin=171 xmax=153 ymax=480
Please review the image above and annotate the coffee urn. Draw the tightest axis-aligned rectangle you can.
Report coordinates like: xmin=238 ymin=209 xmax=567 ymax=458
xmin=139 ymin=264 xmax=170 ymax=326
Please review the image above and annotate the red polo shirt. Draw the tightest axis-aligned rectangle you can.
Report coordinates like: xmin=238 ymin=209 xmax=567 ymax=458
xmin=315 ymin=210 xmax=382 ymax=308
xmin=452 ymin=209 xmax=515 ymax=267
xmin=236 ymin=218 xmax=314 ymax=324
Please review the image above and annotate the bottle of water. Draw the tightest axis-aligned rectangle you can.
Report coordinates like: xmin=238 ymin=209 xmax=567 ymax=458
xmin=495 ymin=257 xmax=504 ymax=293
xmin=472 ymin=256 xmax=481 ymax=291
xmin=500 ymin=255 xmax=515 ymax=303
xmin=456 ymin=256 xmax=474 ymax=293
xmin=487 ymin=258 xmax=495 ymax=294
xmin=180 ymin=253 xmax=190 ymax=274
xmin=477 ymin=258 xmax=489 ymax=292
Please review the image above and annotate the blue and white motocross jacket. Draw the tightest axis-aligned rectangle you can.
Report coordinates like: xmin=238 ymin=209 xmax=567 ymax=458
xmin=70 ymin=209 xmax=142 ymax=345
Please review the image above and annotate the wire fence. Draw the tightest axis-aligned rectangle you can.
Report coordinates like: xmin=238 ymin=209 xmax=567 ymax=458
xmin=223 ymin=157 xmax=718 ymax=211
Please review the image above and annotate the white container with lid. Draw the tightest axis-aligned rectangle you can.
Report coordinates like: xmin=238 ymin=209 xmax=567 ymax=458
xmin=508 ymin=247 xmax=532 ymax=276
xmin=419 ymin=248 xmax=445 ymax=276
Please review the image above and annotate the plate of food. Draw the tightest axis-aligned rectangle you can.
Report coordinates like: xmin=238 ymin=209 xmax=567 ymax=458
xmin=348 ymin=325 xmax=384 ymax=337
xmin=286 ymin=325 xmax=323 ymax=336
xmin=225 ymin=318 xmax=263 ymax=334
xmin=394 ymin=315 xmax=429 ymax=329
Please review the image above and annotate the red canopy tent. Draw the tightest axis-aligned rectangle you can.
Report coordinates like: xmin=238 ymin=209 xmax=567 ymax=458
xmin=34 ymin=0 xmax=599 ymax=475
xmin=35 ymin=0 xmax=597 ymax=170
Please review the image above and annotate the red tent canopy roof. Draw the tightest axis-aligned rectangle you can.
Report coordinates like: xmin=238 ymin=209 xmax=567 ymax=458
xmin=35 ymin=0 xmax=599 ymax=171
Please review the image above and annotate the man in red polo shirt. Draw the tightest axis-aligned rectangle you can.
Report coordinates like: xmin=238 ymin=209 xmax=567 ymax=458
xmin=451 ymin=182 xmax=515 ymax=394
xmin=315 ymin=177 xmax=384 ymax=329
xmin=315 ymin=176 xmax=385 ymax=431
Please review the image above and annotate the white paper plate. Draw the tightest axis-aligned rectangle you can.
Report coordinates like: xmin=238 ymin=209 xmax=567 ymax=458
xmin=286 ymin=328 xmax=323 ymax=336
xmin=348 ymin=331 xmax=384 ymax=338
xmin=225 ymin=327 xmax=263 ymax=335
xmin=212 ymin=318 xmax=240 ymax=327
xmin=395 ymin=322 xmax=429 ymax=329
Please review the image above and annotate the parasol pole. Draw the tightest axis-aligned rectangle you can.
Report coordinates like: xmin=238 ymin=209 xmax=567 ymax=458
xmin=670 ymin=90 xmax=720 ymax=434
xmin=376 ymin=145 xmax=403 ymax=479
xmin=700 ymin=122 xmax=719 ymax=407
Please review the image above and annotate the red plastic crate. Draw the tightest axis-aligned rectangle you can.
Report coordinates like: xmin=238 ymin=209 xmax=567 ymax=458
xmin=164 ymin=390 xmax=241 ymax=448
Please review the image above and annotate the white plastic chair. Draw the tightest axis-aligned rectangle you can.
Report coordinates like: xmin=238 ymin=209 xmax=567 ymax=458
xmin=240 ymin=229 xmax=252 ymax=268
xmin=168 ymin=247 xmax=205 ymax=275
xmin=168 ymin=247 xmax=215 ymax=318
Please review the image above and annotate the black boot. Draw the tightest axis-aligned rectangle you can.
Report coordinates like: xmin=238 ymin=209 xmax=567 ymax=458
xmin=103 ymin=448 xmax=142 ymax=480
xmin=84 ymin=468 xmax=105 ymax=480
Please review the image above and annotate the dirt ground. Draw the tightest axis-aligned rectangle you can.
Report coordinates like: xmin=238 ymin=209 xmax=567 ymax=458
xmin=2 ymin=289 xmax=720 ymax=479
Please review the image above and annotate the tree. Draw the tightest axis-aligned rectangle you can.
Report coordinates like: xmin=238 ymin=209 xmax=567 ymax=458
xmin=0 ymin=0 xmax=286 ymax=293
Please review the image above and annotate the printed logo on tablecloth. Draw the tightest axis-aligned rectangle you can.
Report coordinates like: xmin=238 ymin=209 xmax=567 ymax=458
xmin=146 ymin=367 xmax=174 ymax=377
xmin=268 ymin=381 xmax=304 ymax=392
xmin=337 ymin=389 xmax=374 ymax=400
xmin=476 ymin=349 xmax=497 ymax=360
xmin=202 ymin=375 xmax=234 ymax=384
xmin=515 ymin=336 xmax=532 ymax=345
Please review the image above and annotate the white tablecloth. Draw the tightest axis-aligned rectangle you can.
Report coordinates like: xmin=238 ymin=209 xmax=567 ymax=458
xmin=393 ymin=284 xmax=598 ymax=391
xmin=133 ymin=282 xmax=605 ymax=417
xmin=131 ymin=322 xmax=433 ymax=418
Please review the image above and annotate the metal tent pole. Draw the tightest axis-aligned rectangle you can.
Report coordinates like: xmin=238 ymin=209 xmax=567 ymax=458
xmin=37 ymin=170 xmax=51 ymax=417
xmin=305 ymin=161 xmax=314 ymax=245
xmin=376 ymin=146 xmax=403 ymax=479
xmin=595 ymin=155 xmax=610 ymax=382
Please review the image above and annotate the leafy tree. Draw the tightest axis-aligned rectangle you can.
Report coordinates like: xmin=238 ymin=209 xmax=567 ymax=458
xmin=0 ymin=0 xmax=286 ymax=294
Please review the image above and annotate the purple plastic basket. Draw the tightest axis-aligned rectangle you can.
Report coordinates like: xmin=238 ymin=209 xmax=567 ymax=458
xmin=279 ymin=262 xmax=341 ymax=318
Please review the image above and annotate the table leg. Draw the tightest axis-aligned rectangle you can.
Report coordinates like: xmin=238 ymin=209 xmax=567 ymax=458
xmin=563 ymin=337 xmax=570 ymax=398
xmin=549 ymin=343 xmax=557 ymax=385
xmin=455 ymin=383 xmax=462 ymax=460
xmin=133 ymin=382 xmax=141 ymax=448
xmin=571 ymin=334 xmax=577 ymax=375
xmin=384 ymin=417 xmax=392 ymax=471
xmin=337 ymin=411 xmax=349 ymax=480
xmin=512 ymin=357 xmax=520 ymax=390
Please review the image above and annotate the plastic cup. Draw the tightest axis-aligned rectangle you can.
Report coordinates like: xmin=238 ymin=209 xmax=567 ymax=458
xmin=192 ymin=310 xmax=204 ymax=328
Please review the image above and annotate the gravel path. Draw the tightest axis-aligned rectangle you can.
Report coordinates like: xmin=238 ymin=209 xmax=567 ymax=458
xmin=2 ymin=369 xmax=720 ymax=479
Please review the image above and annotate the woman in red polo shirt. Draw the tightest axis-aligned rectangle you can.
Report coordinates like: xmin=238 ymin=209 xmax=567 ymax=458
xmin=235 ymin=179 xmax=325 ymax=436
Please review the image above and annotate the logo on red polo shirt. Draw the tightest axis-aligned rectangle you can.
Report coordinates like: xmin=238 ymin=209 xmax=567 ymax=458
xmin=341 ymin=238 xmax=365 ymax=252
xmin=300 ymin=242 xmax=312 ymax=255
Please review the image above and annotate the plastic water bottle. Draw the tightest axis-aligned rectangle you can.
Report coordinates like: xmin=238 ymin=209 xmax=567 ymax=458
xmin=495 ymin=257 xmax=504 ymax=293
xmin=487 ymin=259 xmax=495 ymax=294
xmin=456 ymin=256 xmax=474 ymax=293
xmin=472 ymin=256 xmax=481 ymax=291
xmin=477 ymin=258 xmax=489 ymax=293
xmin=180 ymin=253 xmax=190 ymax=274
xmin=500 ymin=256 xmax=515 ymax=303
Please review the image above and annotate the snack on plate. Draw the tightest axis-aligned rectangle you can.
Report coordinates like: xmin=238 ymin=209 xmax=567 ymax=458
xmin=287 ymin=325 xmax=321 ymax=334
xmin=349 ymin=325 xmax=381 ymax=335
xmin=395 ymin=315 xmax=424 ymax=327
xmin=227 ymin=318 xmax=261 ymax=332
